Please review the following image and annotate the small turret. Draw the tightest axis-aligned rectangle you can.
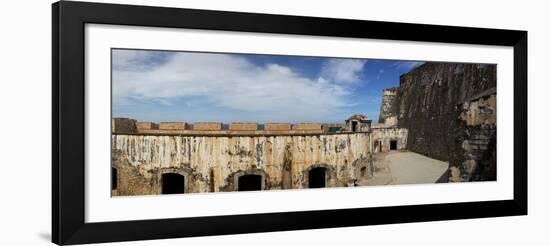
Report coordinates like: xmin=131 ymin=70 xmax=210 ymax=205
xmin=345 ymin=114 xmax=371 ymax=132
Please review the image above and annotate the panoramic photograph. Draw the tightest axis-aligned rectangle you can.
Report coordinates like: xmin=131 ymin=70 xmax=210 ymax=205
xmin=110 ymin=48 xmax=497 ymax=196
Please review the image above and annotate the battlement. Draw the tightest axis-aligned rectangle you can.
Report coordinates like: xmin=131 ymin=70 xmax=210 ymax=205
xmin=112 ymin=117 xmax=367 ymax=136
xmin=382 ymin=87 xmax=399 ymax=96
xmin=193 ymin=122 xmax=222 ymax=131
xmin=136 ymin=122 xmax=159 ymax=130
xmin=159 ymin=122 xmax=187 ymax=130
xmin=229 ymin=123 xmax=258 ymax=131
xmin=292 ymin=123 xmax=322 ymax=131
xmin=264 ymin=123 xmax=291 ymax=131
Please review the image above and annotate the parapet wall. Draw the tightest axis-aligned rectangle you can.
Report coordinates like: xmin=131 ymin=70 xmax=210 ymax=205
xmin=159 ymin=122 xmax=187 ymax=130
xmin=110 ymin=117 xmax=408 ymax=195
xmin=136 ymin=122 xmax=158 ymax=131
xmin=112 ymin=131 xmax=372 ymax=195
xmin=112 ymin=118 xmax=356 ymax=136
xmin=292 ymin=123 xmax=322 ymax=131
xmin=264 ymin=123 xmax=291 ymax=131
xmin=229 ymin=123 xmax=258 ymax=131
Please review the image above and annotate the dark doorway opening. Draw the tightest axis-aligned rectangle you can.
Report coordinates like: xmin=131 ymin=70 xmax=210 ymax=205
xmin=351 ymin=121 xmax=358 ymax=132
xmin=360 ymin=166 xmax=367 ymax=177
xmin=162 ymin=173 xmax=185 ymax=194
xmin=238 ymin=174 xmax=262 ymax=191
xmin=209 ymin=169 xmax=215 ymax=192
xmin=111 ymin=167 xmax=117 ymax=190
xmin=390 ymin=140 xmax=397 ymax=150
xmin=309 ymin=167 xmax=327 ymax=188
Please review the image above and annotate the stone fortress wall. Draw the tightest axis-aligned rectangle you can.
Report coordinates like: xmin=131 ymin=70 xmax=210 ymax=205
xmin=111 ymin=114 xmax=407 ymax=196
xmin=381 ymin=62 xmax=497 ymax=182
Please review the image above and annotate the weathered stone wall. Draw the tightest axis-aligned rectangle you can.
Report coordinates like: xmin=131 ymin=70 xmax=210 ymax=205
xmin=387 ymin=62 xmax=496 ymax=181
xmin=112 ymin=118 xmax=137 ymax=133
xmin=453 ymin=92 xmax=497 ymax=181
xmin=112 ymin=151 xmax=158 ymax=196
xmin=112 ymin=132 xmax=371 ymax=195
xmin=371 ymin=127 xmax=408 ymax=152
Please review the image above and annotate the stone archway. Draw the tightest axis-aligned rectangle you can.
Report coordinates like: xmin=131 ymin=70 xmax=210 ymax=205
xmin=161 ymin=173 xmax=185 ymax=194
xmin=303 ymin=164 xmax=336 ymax=188
xmin=159 ymin=168 xmax=190 ymax=194
xmin=230 ymin=168 xmax=268 ymax=192
xmin=238 ymin=174 xmax=262 ymax=191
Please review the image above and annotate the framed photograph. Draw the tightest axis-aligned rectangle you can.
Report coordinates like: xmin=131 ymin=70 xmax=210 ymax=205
xmin=52 ymin=1 xmax=527 ymax=245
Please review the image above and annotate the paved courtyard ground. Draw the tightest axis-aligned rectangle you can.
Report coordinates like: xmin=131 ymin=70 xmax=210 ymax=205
xmin=357 ymin=151 xmax=449 ymax=186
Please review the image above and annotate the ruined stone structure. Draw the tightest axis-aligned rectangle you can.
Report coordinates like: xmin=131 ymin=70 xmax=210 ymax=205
xmin=379 ymin=62 xmax=497 ymax=182
xmin=111 ymin=113 xmax=407 ymax=196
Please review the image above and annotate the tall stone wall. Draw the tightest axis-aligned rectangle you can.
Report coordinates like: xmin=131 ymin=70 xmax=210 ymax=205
xmin=378 ymin=87 xmax=399 ymax=124
xmin=112 ymin=132 xmax=371 ymax=195
xmin=388 ymin=62 xmax=496 ymax=181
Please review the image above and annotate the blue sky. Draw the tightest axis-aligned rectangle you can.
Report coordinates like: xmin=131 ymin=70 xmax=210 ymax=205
xmin=112 ymin=49 xmax=423 ymax=123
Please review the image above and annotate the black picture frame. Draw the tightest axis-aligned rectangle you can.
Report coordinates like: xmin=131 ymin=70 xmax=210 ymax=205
xmin=52 ymin=1 xmax=527 ymax=245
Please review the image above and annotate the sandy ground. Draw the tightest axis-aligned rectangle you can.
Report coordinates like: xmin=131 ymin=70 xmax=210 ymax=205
xmin=357 ymin=151 xmax=449 ymax=186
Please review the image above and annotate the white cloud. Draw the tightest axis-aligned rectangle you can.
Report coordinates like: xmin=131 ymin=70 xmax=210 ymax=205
xmin=113 ymin=51 xmax=357 ymax=122
xmin=112 ymin=49 xmax=142 ymax=68
xmin=112 ymin=49 xmax=173 ymax=72
xmin=320 ymin=58 xmax=366 ymax=84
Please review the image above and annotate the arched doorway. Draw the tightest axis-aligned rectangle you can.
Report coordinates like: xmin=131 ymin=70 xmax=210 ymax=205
xmin=308 ymin=167 xmax=327 ymax=188
xmin=238 ymin=174 xmax=262 ymax=191
xmin=111 ymin=167 xmax=117 ymax=190
xmin=161 ymin=173 xmax=185 ymax=194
